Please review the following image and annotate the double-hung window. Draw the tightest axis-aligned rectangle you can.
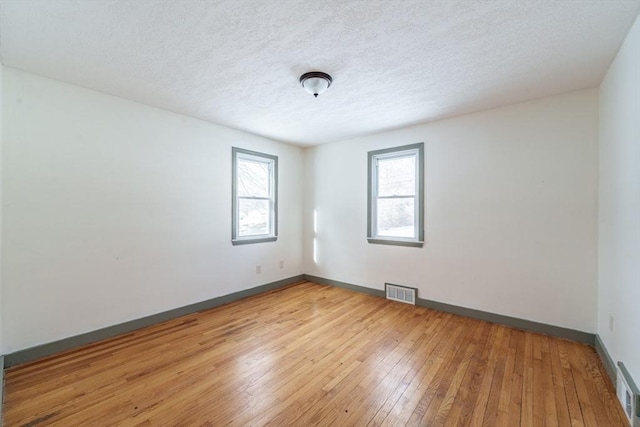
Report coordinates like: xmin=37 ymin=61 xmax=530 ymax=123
xmin=368 ymin=143 xmax=424 ymax=247
xmin=232 ymin=147 xmax=278 ymax=245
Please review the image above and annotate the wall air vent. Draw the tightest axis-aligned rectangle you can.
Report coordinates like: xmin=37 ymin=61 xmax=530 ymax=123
xmin=617 ymin=361 xmax=640 ymax=427
xmin=385 ymin=283 xmax=416 ymax=305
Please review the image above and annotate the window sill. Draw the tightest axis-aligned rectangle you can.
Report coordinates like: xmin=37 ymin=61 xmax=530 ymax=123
xmin=232 ymin=236 xmax=277 ymax=246
xmin=367 ymin=238 xmax=423 ymax=248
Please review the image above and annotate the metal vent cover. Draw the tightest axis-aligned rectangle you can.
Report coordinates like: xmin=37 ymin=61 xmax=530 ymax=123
xmin=617 ymin=362 xmax=640 ymax=427
xmin=385 ymin=283 xmax=416 ymax=305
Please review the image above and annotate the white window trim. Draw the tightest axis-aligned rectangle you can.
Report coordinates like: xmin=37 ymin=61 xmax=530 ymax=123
xmin=232 ymin=147 xmax=278 ymax=245
xmin=367 ymin=143 xmax=424 ymax=248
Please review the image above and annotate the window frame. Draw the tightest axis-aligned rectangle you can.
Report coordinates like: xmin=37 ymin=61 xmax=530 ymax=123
xmin=367 ymin=143 xmax=424 ymax=248
xmin=232 ymin=147 xmax=278 ymax=245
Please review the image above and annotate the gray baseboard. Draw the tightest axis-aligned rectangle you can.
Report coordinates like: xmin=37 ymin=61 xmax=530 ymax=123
xmin=1 ymin=273 xmax=601 ymax=371
xmin=304 ymin=274 xmax=595 ymax=345
xmin=595 ymin=334 xmax=617 ymax=385
xmin=304 ymin=274 xmax=385 ymax=298
xmin=416 ymin=296 xmax=594 ymax=344
xmin=4 ymin=275 xmax=304 ymax=368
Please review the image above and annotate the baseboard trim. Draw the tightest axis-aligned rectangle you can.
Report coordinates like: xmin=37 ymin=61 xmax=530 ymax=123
xmin=4 ymin=275 xmax=305 ymax=368
xmin=1 ymin=273 xmax=598 ymax=368
xmin=304 ymin=274 xmax=595 ymax=345
xmin=304 ymin=274 xmax=386 ymax=298
xmin=595 ymin=334 xmax=617 ymax=386
xmin=416 ymin=296 xmax=594 ymax=344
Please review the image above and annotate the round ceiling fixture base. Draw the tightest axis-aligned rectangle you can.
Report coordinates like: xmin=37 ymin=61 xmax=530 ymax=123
xmin=300 ymin=71 xmax=332 ymax=98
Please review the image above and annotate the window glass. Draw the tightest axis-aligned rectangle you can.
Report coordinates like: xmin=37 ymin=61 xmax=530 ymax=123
xmin=238 ymin=198 xmax=270 ymax=237
xmin=377 ymin=156 xmax=415 ymax=197
xmin=237 ymin=159 xmax=269 ymax=198
xmin=377 ymin=198 xmax=415 ymax=238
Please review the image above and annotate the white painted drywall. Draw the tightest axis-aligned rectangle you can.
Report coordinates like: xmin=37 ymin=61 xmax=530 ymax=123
xmin=0 ymin=64 xmax=4 ymax=353
xmin=1 ymin=68 xmax=304 ymax=354
xmin=304 ymin=89 xmax=599 ymax=332
xmin=598 ymin=13 xmax=640 ymax=384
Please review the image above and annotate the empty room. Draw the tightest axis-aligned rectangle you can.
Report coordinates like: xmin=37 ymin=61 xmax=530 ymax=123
xmin=0 ymin=0 xmax=639 ymax=425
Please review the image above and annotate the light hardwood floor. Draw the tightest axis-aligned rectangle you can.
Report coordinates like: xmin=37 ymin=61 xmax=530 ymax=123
xmin=3 ymin=281 xmax=627 ymax=426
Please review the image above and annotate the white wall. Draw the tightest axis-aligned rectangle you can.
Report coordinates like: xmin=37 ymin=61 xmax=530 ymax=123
xmin=0 ymin=64 xmax=4 ymax=353
xmin=1 ymin=68 xmax=304 ymax=354
xmin=598 ymin=13 xmax=640 ymax=384
xmin=304 ymin=89 xmax=599 ymax=333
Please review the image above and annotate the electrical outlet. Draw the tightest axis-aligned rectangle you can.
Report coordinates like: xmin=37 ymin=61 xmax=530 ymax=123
xmin=609 ymin=315 xmax=615 ymax=332
xmin=255 ymin=265 xmax=261 ymax=274
xmin=279 ymin=260 xmax=285 ymax=269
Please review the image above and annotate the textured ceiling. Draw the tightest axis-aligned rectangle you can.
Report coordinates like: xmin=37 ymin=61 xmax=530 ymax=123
xmin=1 ymin=0 xmax=639 ymax=146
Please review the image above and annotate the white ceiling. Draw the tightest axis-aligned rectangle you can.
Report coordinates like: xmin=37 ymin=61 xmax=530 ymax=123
xmin=1 ymin=1 xmax=639 ymax=146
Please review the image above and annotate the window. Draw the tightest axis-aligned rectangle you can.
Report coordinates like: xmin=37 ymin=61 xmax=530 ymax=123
xmin=368 ymin=143 xmax=424 ymax=247
xmin=232 ymin=147 xmax=278 ymax=245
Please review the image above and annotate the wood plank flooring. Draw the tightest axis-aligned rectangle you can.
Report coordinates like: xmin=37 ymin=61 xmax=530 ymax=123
xmin=3 ymin=281 xmax=628 ymax=426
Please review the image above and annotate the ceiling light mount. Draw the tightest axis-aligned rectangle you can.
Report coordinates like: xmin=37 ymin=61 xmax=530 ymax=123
xmin=300 ymin=71 xmax=332 ymax=98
